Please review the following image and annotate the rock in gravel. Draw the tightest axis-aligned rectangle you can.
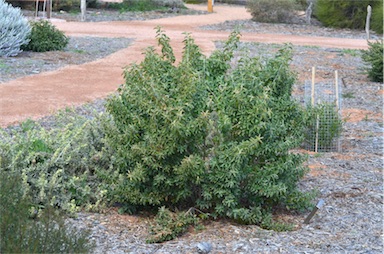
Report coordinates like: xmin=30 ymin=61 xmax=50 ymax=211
xmin=196 ymin=241 xmax=212 ymax=253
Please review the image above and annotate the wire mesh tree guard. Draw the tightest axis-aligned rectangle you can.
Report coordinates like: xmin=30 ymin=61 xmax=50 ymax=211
xmin=303 ymin=67 xmax=343 ymax=152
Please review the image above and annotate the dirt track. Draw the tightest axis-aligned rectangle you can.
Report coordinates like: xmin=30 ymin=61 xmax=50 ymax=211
xmin=0 ymin=4 xmax=369 ymax=127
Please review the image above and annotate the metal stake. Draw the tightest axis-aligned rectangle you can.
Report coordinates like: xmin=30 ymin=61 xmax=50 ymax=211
xmin=304 ymin=199 xmax=325 ymax=224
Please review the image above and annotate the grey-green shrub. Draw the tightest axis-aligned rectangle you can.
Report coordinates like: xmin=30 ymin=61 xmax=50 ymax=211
xmin=22 ymin=20 xmax=69 ymax=52
xmin=246 ymin=0 xmax=299 ymax=23
xmin=0 ymin=171 xmax=94 ymax=253
xmin=105 ymin=28 xmax=311 ymax=229
xmin=362 ymin=40 xmax=383 ymax=82
xmin=0 ymin=109 xmax=112 ymax=214
xmin=0 ymin=0 xmax=31 ymax=57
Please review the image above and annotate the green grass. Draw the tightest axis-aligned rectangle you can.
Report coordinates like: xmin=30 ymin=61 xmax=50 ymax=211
xmin=72 ymin=49 xmax=87 ymax=54
xmin=340 ymin=49 xmax=360 ymax=57
xmin=107 ymin=0 xmax=168 ymax=12
xmin=342 ymin=92 xmax=355 ymax=98
xmin=0 ymin=61 xmax=11 ymax=73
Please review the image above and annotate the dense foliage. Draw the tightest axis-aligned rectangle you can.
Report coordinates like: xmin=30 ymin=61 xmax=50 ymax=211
xmin=0 ymin=110 xmax=111 ymax=214
xmin=371 ymin=2 xmax=383 ymax=34
xmin=0 ymin=171 xmax=94 ymax=253
xmin=362 ymin=40 xmax=383 ymax=82
xmin=107 ymin=0 xmax=185 ymax=12
xmin=147 ymin=207 xmax=200 ymax=243
xmin=314 ymin=0 xmax=383 ymax=34
xmin=0 ymin=0 xmax=31 ymax=57
xmin=22 ymin=20 xmax=69 ymax=52
xmin=246 ymin=0 xmax=299 ymax=23
xmin=105 ymin=28 xmax=312 ymax=229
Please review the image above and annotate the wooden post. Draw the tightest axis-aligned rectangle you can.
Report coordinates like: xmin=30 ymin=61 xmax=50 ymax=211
xmin=311 ymin=67 xmax=315 ymax=106
xmin=42 ymin=0 xmax=46 ymax=18
xmin=306 ymin=2 xmax=313 ymax=24
xmin=46 ymin=0 xmax=51 ymax=19
xmin=208 ymin=0 xmax=213 ymax=13
xmin=366 ymin=5 xmax=372 ymax=40
xmin=35 ymin=0 xmax=39 ymax=18
xmin=81 ymin=0 xmax=86 ymax=21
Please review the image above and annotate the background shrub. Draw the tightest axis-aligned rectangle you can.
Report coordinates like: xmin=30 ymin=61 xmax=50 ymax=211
xmin=371 ymin=2 xmax=383 ymax=34
xmin=107 ymin=0 xmax=185 ymax=12
xmin=314 ymin=0 xmax=383 ymax=33
xmin=153 ymin=0 xmax=185 ymax=8
xmin=22 ymin=20 xmax=69 ymax=52
xmin=362 ymin=40 xmax=383 ymax=82
xmin=0 ymin=0 xmax=31 ymax=57
xmin=0 ymin=171 xmax=94 ymax=253
xmin=246 ymin=0 xmax=299 ymax=23
xmin=105 ymin=28 xmax=311 ymax=230
xmin=53 ymin=0 xmax=80 ymax=11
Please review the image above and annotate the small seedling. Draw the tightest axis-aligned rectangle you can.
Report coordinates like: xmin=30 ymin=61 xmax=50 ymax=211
xmin=340 ymin=49 xmax=359 ymax=57
xmin=342 ymin=92 xmax=355 ymax=98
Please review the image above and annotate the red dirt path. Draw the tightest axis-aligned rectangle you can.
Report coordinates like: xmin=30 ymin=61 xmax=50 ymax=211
xmin=0 ymin=4 xmax=369 ymax=127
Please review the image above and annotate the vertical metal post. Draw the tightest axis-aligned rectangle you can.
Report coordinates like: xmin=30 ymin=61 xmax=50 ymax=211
xmin=335 ymin=70 xmax=341 ymax=152
xmin=335 ymin=70 xmax=339 ymax=110
xmin=315 ymin=115 xmax=319 ymax=153
xmin=311 ymin=67 xmax=315 ymax=106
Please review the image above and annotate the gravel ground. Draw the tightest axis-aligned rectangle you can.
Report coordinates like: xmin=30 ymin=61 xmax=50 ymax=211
xmin=0 ymin=36 xmax=133 ymax=83
xmin=2 ymin=10 xmax=383 ymax=254
xmin=200 ymin=19 xmax=381 ymax=40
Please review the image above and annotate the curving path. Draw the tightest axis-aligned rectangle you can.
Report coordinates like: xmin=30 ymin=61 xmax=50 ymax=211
xmin=0 ymin=4 xmax=369 ymax=127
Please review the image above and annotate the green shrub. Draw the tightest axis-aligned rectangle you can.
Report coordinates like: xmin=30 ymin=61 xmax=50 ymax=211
xmin=0 ymin=171 xmax=94 ymax=253
xmin=246 ymin=0 xmax=299 ymax=23
xmin=362 ymin=40 xmax=383 ymax=82
xmin=53 ymin=0 xmax=80 ymax=11
xmin=0 ymin=0 xmax=31 ymax=57
xmin=22 ymin=20 xmax=69 ymax=52
xmin=107 ymin=0 xmax=185 ymax=12
xmin=314 ymin=0 xmax=383 ymax=32
xmin=105 ymin=28 xmax=311 ymax=231
xmin=304 ymin=103 xmax=342 ymax=152
xmin=371 ymin=2 xmax=383 ymax=34
xmin=147 ymin=207 xmax=200 ymax=243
